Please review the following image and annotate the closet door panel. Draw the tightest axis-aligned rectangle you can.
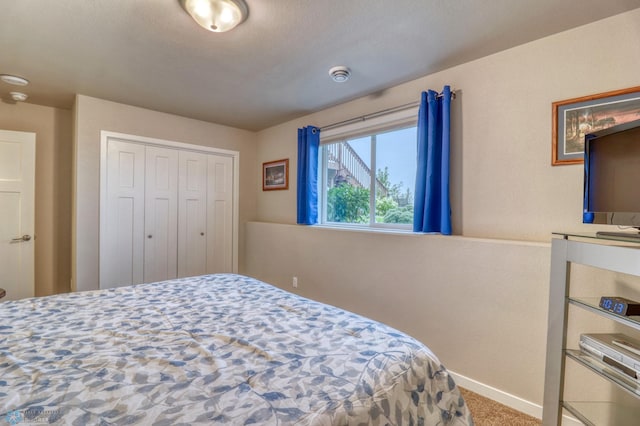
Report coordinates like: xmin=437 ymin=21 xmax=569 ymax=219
xmin=144 ymin=146 xmax=179 ymax=283
xmin=101 ymin=132 xmax=238 ymax=290
xmin=178 ymin=151 xmax=207 ymax=278
xmin=207 ymin=154 xmax=233 ymax=273
xmin=103 ymin=140 xmax=145 ymax=288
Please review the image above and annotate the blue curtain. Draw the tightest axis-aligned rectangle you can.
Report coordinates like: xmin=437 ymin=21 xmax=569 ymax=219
xmin=297 ymin=126 xmax=320 ymax=225
xmin=413 ymin=85 xmax=452 ymax=234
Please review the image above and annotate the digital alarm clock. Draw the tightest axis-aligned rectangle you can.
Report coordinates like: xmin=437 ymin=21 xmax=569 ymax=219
xmin=599 ymin=296 xmax=640 ymax=316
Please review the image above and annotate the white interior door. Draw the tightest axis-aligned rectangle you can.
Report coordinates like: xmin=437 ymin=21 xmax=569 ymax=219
xmin=207 ymin=154 xmax=233 ymax=273
xmin=0 ymin=130 xmax=35 ymax=301
xmin=144 ymin=146 xmax=179 ymax=283
xmin=102 ymin=140 xmax=145 ymax=288
xmin=178 ymin=150 xmax=208 ymax=278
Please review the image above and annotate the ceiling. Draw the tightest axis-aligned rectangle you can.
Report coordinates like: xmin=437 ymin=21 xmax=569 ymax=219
xmin=2 ymin=1 xmax=640 ymax=131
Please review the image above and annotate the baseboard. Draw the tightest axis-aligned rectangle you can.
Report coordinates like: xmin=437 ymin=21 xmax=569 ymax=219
xmin=450 ymin=371 xmax=582 ymax=425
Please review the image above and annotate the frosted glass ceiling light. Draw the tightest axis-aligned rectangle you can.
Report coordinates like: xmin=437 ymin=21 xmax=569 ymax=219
xmin=179 ymin=0 xmax=248 ymax=33
xmin=0 ymin=74 xmax=29 ymax=86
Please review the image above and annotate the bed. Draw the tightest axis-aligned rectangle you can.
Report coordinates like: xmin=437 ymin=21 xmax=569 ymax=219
xmin=0 ymin=274 xmax=473 ymax=425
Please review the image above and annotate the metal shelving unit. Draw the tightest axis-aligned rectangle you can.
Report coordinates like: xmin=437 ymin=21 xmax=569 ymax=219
xmin=542 ymin=233 xmax=640 ymax=425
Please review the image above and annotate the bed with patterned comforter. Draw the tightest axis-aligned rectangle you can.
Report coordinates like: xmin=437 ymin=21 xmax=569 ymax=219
xmin=0 ymin=274 xmax=473 ymax=425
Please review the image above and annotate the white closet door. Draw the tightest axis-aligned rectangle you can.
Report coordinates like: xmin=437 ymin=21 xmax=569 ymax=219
xmin=207 ymin=154 xmax=233 ymax=273
xmin=0 ymin=130 xmax=35 ymax=301
xmin=178 ymin=150 xmax=208 ymax=278
xmin=144 ymin=146 xmax=179 ymax=283
xmin=103 ymin=140 xmax=145 ymax=288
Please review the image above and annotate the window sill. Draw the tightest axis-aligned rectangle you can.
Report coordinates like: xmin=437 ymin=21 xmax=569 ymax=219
xmin=312 ymin=223 xmax=423 ymax=236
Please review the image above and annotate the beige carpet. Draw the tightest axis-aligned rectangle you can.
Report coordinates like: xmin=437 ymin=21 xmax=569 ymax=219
xmin=460 ymin=388 xmax=541 ymax=426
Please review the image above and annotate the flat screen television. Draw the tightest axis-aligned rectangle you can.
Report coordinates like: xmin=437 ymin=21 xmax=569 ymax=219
xmin=583 ymin=118 xmax=640 ymax=238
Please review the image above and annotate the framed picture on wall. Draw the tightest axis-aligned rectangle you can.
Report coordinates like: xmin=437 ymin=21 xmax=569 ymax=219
xmin=263 ymin=159 xmax=289 ymax=191
xmin=552 ymin=86 xmax=640 ymax=165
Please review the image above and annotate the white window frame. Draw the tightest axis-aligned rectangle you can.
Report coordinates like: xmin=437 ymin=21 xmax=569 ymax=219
xmin=319 ymin=106 xmax=418 ymax=230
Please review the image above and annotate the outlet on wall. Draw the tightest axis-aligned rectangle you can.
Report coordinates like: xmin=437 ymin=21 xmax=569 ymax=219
xmin=292 ymin=276 xmax=298 ymax=288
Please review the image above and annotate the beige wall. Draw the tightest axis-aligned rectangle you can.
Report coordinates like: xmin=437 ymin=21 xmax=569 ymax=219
xmin=73 ymin=95 xmax=258 ymax=291
xmin=247 ymin=9 xmax=640 ymax=414
xmin=0 ymin=102 xmax=72 ymax=296
xmin=255 ymin=10 xmax=640 ymax=238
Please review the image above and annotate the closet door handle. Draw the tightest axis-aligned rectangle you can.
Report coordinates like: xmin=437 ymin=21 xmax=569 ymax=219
xmin=11 ymin=235 xmax=31 ymax=243
xmin=147 ymin=235 xmax=153 ymax=239
xmin=200 ymin=232 xmax=205 ymax=236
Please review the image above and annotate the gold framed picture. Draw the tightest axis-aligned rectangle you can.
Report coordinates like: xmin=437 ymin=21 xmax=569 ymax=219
xmin=263 ymin=159 xmax=289 ymax=191
xmin=552 ymin=86 xmax=640 ymax=165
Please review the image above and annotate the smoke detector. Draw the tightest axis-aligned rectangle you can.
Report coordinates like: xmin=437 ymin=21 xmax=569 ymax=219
xmin=329 ymin=66 xmax=351 ymax=83
xmin=10 ymin=92 xmax=28 ymax=102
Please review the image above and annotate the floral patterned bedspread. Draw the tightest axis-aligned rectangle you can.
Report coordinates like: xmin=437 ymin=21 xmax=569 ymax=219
xmin=0 ymin=274 xmax=473 ymax=425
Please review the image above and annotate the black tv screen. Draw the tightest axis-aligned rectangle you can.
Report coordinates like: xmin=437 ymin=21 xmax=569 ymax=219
xmin=584 ymin=119 xmax=640 ymax=227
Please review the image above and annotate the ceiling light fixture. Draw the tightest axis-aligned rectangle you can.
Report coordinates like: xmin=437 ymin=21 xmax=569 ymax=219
xmin=179 ymin=0 xmax=248 ymax=33
xmin=10 ymin=92 xmax=28 ymax=102
xmin=329 ymin=66 xmax=351 ymax=83
xmin=0 ymin=74 xmax=29 ymax=86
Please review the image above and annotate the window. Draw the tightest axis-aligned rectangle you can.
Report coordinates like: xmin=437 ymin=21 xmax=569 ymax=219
xmin=319 ymin=124 xmax=417 ymax=229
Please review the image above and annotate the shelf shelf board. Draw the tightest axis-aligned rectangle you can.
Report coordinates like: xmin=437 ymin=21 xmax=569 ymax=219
xmin=566 ymin=349 xmax=640 ymax=398
xmin=568 ymin=297 xmax=640 ymax=332
xmin=563 ymin=401 xmax=640 ymax=426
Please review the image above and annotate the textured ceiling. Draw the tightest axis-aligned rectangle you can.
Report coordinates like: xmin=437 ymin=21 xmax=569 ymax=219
xmin=1 ymin=0 xmax=640 ymax=131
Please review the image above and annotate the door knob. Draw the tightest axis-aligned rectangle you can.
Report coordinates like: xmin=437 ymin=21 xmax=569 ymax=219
xmin=11 ymin=235 xmax=31 ymax=243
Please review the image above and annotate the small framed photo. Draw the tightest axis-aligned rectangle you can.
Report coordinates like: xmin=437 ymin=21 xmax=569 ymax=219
xmin=552 ymin=86 xmax=640 ymax=165
xmin=263 ymin=159 xmax=289 ymax=191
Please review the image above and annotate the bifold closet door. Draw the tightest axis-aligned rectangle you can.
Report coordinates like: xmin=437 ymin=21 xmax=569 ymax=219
xmin=102 ymin=137 xmax=236 ymax=289
xmin=102 ymin=140 xmax=145 ymax=288
xmin=178 ymin=150 xmax=208 ymax=278
xmin=144 ymin=146 xmax=179 ymax=283
xmin=207 ymin=154 xmax=233 ymax=273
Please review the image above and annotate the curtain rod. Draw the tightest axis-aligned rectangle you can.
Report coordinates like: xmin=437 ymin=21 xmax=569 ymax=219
xmin=320 ymin=89 xmax=456 ymax=132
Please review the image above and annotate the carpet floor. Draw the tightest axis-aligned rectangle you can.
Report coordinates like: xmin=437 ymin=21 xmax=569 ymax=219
xmin=460 ymin=388 xmax=541 ymax=426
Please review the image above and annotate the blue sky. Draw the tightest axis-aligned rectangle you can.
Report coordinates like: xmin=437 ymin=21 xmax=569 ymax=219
xmin=349 ymin=126 xmax=417 ymax=196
